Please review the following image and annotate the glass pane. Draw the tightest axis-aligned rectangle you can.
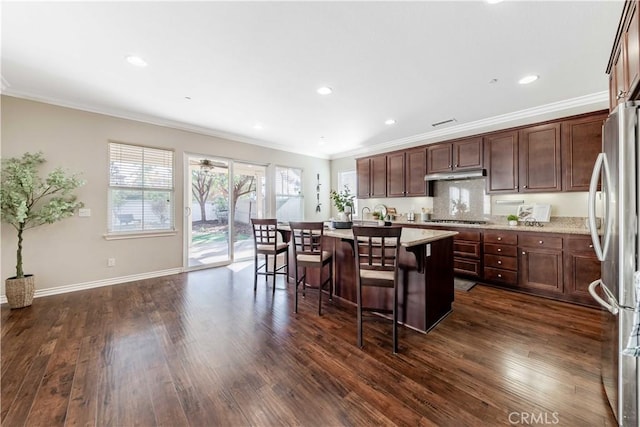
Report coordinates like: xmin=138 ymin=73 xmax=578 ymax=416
xmin=109 ymin=189 xmax=143 ymax=232
xmin=143 ymin=191 xmax=173 ymax=230
xmin=233 ymin=163 xmax=266 ymax=261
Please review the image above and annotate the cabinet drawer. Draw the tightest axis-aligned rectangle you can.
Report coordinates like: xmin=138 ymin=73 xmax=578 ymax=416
xmin=565 ymin=237 xmax=596 ymax=253
xmin=455 ymin=230 xmax=481 ymax=242
xmin=484 ymin=254 xmax=517 ymax=271
xmin=454 ymin=257 xmax=481 ymax=278
xmin=484 ymin=267 xmax=517 ymax=286
xmin=484 ymin=232 xmax=517 ymax=245
xmin=454 ymin=241 xmax=481 ymax=258
xmin=519 ymin=234 xmax=562 ymax=249
xmin=484 ymin=243 xmax=517 ymax=257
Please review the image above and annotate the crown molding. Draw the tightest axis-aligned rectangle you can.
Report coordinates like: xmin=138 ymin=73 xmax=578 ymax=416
xmin=2 ymin=90 xmax=331 ymax=160
xmin=330 ymin=91 xmax=609 ymax=160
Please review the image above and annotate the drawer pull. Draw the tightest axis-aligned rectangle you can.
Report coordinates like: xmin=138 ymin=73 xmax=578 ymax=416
xmin=497 ymin=237 xmax=502 ymax=241
xmin=539 ymin=240 xmax=543 ymax=244
xmin=522 ymin=251 xmax=526 ymax=255
xmin=498 ymin=274 xmax=502 ymax=278
xmin=589 ymin=244 xmax=593 ymax=248
xmin=498 ymin=260 xmax=502 ymax=264
xmin=497 ymin=248 xmax=502 ymax=252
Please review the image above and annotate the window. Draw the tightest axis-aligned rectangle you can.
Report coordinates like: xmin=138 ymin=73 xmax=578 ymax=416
xmin=108 ymin=142 xmax=174 ymax=234
xmin=275 ymin=166 xmax=303 ymax=221
xmin=337 ymin=170 xmax=358 ymax=216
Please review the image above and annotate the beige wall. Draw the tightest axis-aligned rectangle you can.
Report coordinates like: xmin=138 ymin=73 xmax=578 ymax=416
xmin=1 ymin=96 xmax=331 ymax=294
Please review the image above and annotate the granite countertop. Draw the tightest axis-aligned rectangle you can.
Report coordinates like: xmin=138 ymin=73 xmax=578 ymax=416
xmin=324 ymin=227 xmax=458 ymax=247
xmin=385 ymin=219 xmax=594 ymax=235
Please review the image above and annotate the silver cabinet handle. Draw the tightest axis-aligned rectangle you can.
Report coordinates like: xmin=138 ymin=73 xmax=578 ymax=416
xmin=616 ymin=90 xmax=626 ymax=100
xmin=523 ymin=185 xmax=528 ymax=189
xmin=497 ymin=248 xmax=502 ymax=252
xmin=522 ymin=251 xmax=526 ymax=255
xmin=539 ymin=240 xmax=543 ymax=244
xmin=498 ymin=274 xmax=502 ymax=278
xmin=497 ymin=237 xmax=502 ymax=241
xmin=498 ymin=260 xmax=502 ymax=264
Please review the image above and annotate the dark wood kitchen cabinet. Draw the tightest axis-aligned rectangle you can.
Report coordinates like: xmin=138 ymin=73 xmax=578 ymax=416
xmin=518 ymin=234 xmax=563 ymax=297
xmin=564 ymin=236 xmax=600 ymax=307
xmin=386 ymin=147 xmax=429 ymax=197
xmin=386 ymin=151 xmax=405 ymax=197
xmin=518 ymin=123 xmax=562 ymax=192
xmin=426 ymin=137 xmax=483 ymax=174
xmin=356 ymin=154 xmax=387 ymax=198
xmin=608 ymin=1 xmax=640 ymax=110
xmin=483 ymin=231 xmax=518 ymax=287
xmin=452 ymin=229 xmax=482 ymax=278
xmin=405 ymin=147 xmax=428 ymax=196
xmin=562 ymin=112 xmax=607 ymax=191
xmin=484 ymin=130 xmax=519 ymax=193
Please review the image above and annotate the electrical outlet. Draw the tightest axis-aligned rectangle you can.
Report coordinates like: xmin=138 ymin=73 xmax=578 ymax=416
xmin=107 ymin=258 xmax=116 ymax=267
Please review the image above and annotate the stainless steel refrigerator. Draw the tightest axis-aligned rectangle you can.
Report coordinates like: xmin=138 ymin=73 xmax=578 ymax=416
xmin=588 ymin=101 xmax=639 ymax=426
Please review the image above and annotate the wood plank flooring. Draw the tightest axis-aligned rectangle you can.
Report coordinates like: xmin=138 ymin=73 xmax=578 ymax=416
xmin=1 ymin=261 xmax=616 ymax=426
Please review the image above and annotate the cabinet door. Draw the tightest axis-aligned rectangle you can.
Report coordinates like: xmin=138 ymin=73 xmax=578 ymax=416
xmin=426 ymin=143 xmax=452 ymax=174
xmin=612 ymin=36 xmax=629 ymax=110
xmin=356 ymin=158 xmax=371 ymax=198
xmin=387 ymin=152 xmax=405 ymax=197
xmin=627 ymin=1 xmax=639 ymax=98
xmin=484 ymin=131 xmax=518 ymax=193
xmin=405 ymin=147 xmax=427 ymax=196
xmin=518 ymin=123 xmax=561 ymax=192
xmin=562 ymin=113 xmax=606 ymax=191
xmin=519 ymin=246 xmax=563 ymax=295
xmin=370 ymin=154 xmax=387 ymax=198
xmin=564 ymin=237 xmax=600 ymax=307
xmin=453 ymin=137 xmax=483 ymax=170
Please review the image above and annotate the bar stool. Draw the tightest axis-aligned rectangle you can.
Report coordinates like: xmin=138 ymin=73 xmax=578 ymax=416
xmin=352 ymin=225 xmax=403 ymax=353
xmin=250 ymin=218 xmax=289 ymax=293
xmin=289 ymin=222 xmax=333 ymax=315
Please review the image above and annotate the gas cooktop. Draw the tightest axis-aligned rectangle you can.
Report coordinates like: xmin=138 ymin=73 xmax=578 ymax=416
xmin=427 ymin=219 xmax=488 ymax=225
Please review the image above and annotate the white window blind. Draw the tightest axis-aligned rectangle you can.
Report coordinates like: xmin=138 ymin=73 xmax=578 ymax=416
xmin=108 ymin=142 xmax=174 ymax=233
xmin=275 ymin=166 xmax=303 ymax=222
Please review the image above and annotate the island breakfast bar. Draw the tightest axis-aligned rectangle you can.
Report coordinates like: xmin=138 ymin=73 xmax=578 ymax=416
xmin=322 ymin=227 xmax=458 ymax=333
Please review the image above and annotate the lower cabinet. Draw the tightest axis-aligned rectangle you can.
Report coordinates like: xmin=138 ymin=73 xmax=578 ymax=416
xmin=563 ymin=236 xmax=601 ymax=307
xmin=517 ymin=234 xmax=564 ymax=297
xmin=452 ymin=229 xmax=482 ymax=278
xmin=483 ymin=231 xmax=518 ymax=288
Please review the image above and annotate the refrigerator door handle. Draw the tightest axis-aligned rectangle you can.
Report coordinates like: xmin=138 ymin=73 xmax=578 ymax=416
xmin=589 ymin=279 xmax=620 ymax=314
xmin=588 ymin=152 xmax=613 ymax=261
xmin=589 ymin=279 xmax=621 ymax=315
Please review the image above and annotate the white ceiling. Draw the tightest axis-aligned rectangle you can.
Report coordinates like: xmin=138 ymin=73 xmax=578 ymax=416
xmin=1 ymin=1 xmax=623 ymax=160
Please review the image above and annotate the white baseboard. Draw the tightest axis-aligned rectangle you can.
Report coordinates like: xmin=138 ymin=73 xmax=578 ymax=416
xmin=0 ymin=267 xmax=184 ymax=304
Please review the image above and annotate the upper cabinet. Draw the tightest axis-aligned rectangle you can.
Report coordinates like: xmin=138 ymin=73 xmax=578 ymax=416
xmin=518 ymin=123 xmax=562 ymax=192
xmin=356 ymin=155 xmax=387 ymax=198
xmin=562 ymin=112 xmax=607 ymax=191
xmin=405 ymin=147 xmax=429 ymax=196
xmin=484 ymin=130 xmax=519 ymax=193
xmin=426 ymin=137 xmax=483 ymax=174
xmin=484 ymin=112 xmax=605 ymax=194
xmin=608 ymin=1 xmax=640 ymax=110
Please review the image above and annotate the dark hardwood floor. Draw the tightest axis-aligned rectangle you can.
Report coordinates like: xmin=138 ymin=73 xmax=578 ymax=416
xmin=2 ymin=261 xmax=616 ymax=426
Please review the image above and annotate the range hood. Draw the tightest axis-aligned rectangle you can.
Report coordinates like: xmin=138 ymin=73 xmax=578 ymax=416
xmin=423 ymin=169 xmax=486 ymax=181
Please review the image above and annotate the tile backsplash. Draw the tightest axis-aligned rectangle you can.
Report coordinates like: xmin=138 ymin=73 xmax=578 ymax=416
xmin=432 ymin=178 xmax=489 ymax=221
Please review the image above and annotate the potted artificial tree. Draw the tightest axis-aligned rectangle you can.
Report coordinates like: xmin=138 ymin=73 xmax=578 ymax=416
xmin=0 ymin=152 xmax=84 ymax=308
xmin=329 ymin=184 xmax=355 ymax=229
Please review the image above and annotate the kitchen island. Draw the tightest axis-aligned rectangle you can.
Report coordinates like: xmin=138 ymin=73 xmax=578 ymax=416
xmin=323 ymin=227 xmax=458 ymax=333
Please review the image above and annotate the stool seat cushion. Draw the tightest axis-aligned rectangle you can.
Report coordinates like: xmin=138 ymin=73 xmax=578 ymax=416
xmin=360 ymin=269 xmax=394 ymax=282
xmin=296 ymin=251 xmax=331 ymax=264
xmin=256 ymin=243 xmax=288 ymax=252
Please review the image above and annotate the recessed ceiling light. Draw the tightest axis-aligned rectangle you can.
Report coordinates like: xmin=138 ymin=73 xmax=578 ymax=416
xmin=184 ymin=96 xmax=192 ymax=100
xmin=486 ymin=0 xmax=504 ymax=4
xmin=253 ymin=123 xmax=263 ymax=130
xmin=518 ymin=74 xmax=539 ymax=85
xmin=488 ymin=78 xmax=498 ymax=84
xmin=385 ymin=119 xmax=396 ymax=125
xmin=125 ymin=55 xmax=148 ymax=67
xmin=317 ymin=86 xmax=333 ymax=95
xmin=319 ymin=136 xmax=326 ymax=145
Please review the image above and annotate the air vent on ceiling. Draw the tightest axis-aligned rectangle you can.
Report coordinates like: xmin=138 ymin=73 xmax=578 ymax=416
xmin=431 ymin=118 xmax=457 ymax=127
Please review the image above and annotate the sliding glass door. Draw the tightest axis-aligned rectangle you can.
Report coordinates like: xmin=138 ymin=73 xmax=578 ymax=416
xmin=185 ymin=154 xmax=266 ymax=269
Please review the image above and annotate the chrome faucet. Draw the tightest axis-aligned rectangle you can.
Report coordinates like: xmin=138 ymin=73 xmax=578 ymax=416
xmin=361 ymin=206 xmax=371 ymax=220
